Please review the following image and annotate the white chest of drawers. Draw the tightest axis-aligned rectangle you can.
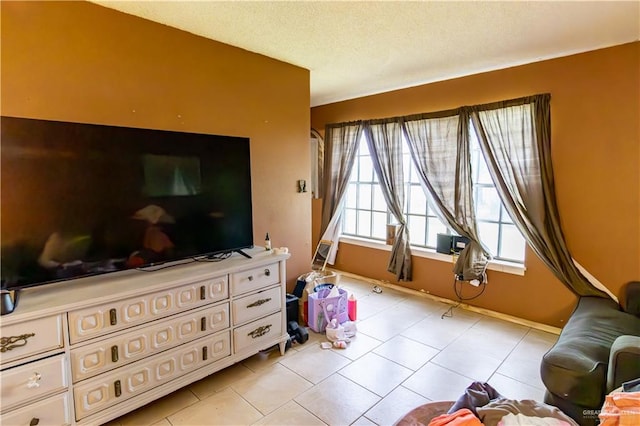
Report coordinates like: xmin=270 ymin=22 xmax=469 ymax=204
xmin=0 ymin=249 xmax=289 ymax=425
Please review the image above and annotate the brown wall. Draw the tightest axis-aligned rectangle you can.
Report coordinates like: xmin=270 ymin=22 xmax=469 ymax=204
xmin=311 ymin=42 xmax=640 ymax=327
xmin=1 ymin=1 xmax=312 ymax=290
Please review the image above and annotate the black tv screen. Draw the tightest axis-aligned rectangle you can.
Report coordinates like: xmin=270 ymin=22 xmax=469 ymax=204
xmin=1 ymin=116 xmax=254 ymax=290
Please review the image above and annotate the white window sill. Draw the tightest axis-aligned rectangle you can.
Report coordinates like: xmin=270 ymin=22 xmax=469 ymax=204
xmin=339 ymin=236 xmax=526 ymax=276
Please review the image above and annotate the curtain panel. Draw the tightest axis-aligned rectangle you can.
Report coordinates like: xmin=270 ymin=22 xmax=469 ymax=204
xmin=364 ymin=119 xmax=412 ymax=281
xmin=470 ymin=94 xmax=610 ymax=298
xmin=319 ymin=121 xmax=363 ymax=264
xmin=402 ymin=110 xmax=490 ymax=281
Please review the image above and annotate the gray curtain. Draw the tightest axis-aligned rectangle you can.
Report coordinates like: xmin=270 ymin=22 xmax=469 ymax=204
xmin=471 ymin=94 xmax=609 ymax=298
xmin=364 ymin=119 xmax=412 ymax=281
xmin=319 ymin=121 xmax=364 ymax=264
xmin=402 ymin=110 xmax=490 ymax=281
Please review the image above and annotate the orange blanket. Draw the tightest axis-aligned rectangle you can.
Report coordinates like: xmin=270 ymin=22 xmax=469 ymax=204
xmin=429 ymin=408 xmax=483 ymax=426
xmin=598 ymin=391 xmax=640 ymax=426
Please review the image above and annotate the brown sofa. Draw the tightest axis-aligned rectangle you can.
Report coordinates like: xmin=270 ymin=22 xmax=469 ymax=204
xmin=540 ymin=281 xmax=640 ymax=425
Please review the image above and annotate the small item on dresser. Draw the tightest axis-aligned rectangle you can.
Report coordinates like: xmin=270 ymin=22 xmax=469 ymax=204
xmin=264 ymin=233 xmax=271 ymax=251
xmin=1 ymin=289 xmax=17 ymax=315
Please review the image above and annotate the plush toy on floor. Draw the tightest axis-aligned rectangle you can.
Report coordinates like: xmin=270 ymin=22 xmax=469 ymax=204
xmin=325 ymin=318 xmax=357 ymax=349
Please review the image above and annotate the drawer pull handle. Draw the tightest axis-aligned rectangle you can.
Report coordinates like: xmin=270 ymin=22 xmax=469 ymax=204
xmin=201 ymin=317 xmax=206 ymax=331
xmin=248 ymin=324 xmax=272 ymax=339
xmin=264 ymin=269 xmax=271 ymax=277
xmin=200 ymin=285 xmax=206 ymax=300
xmin=27 ymin=372 xmax=42 ymax=389
xmin=109 ymin=308 xmax=117 ymax=326
xmin=0 ymin=333 xmax=35 ymax=352
xmin=247 ymin=298 xmax=272 ymax=308
xmin=247 ymin=275 xmax=253 ymax=281
xmin=114 ymin=380 xmax=122 ymax=397
xmin=29 ymin=418 xmax=39 ymax=426
xmin=203 ymin=346 xmax=208 ymax=361
xmin=111 ymin=345 xmax=119 ymax=363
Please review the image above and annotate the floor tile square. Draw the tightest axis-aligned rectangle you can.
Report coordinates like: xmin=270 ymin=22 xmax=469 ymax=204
xmin=278 ymin=343 xmax=351 ymax=383
xmin=394 ymin=296 xmax=446 ymax=317
xmin=231 ymin=363 xmax=313 ymax=415
xmin=497 ymin=344 xmax=548 ymax=389
xmin=293 ymin=329 xmax=326 ymax=352
xmin=364 ymin=385 xmax=429 ymax=426
xmin=401 ymin=311 xmax=480 ymax=349
xmin=241 ymin=344 xmax=301 ymax=372
xmin=111 ymin=388 xmax=199 ymax=426
xmin=357 ymin=304 xmax=429 ymax=341
xmin=330 ymin=331 xmax=382 ymax=360
xmin=352 ymin=416 xmax=378 ymax=426
xmin=357 ymin=290 xmax=407 ymax=320
xmin=488 ymin=372 xmax=547 ymax=401
xmin=374 ymin=335 xmax=439 ymax=370
xmin=431 ymin=339 xmax=504 ymax=382
xmin=455 ymin=316 xmax=529 ymax=359
xmin=168 ymin=387 xmax=262 ymax=426
xmin=518 ymin=328 xmax=558 ymax=356
xmin=338 ymin=352 xmax=413 ymax=396
xmin=251 ymin=400 xmax=325 ymax=425
xmin=188 ymin=363 xmax=255 ymax=400
xmin=295 ymin=374 xmax=380 ymax=426
xmin=403 ymin=362 xmax=475 ymax=401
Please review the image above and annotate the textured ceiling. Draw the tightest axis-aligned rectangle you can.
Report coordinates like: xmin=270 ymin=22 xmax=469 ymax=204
xmin=93 ymin=1 xmax=640 ymax=107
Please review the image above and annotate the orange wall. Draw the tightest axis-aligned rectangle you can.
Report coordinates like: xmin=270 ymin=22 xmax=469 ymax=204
xmin=311 ymin=42 xmax=640 ymax=327
xmin=1 ymin=1 xmax=312 ymax=289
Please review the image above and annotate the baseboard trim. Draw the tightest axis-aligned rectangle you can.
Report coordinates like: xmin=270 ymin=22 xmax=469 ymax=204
xmin=330 ymin=268 xmax=562 ymax=336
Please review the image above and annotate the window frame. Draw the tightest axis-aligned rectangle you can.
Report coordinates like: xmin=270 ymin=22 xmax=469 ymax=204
xmin=340 ymin=128 xmax=526 ymax=271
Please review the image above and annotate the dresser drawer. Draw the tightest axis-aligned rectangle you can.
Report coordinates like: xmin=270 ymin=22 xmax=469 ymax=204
xmin=73 ymin=331 xmax=230 ymax=420
xmin=0 ymin=315 xmax=64 ymax=364
xmin=0 ymin=391 xmax=71 ymax=426
xmin=233 ymin=312 xmax=283 ymax=353
xmin=232 ymin=286 xmax=281 ymax=326
xmin=68 ymin=276 xmax=228 ymax=344
xmin=230 ymin=263 xmax=279 ymax=296
xmin=70 ymin=302 xmax=230 ymax=383
xmin=1 ymin=354 xmax=68 ymax=413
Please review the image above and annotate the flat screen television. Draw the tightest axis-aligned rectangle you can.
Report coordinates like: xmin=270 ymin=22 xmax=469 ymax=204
xmin=1 ymin=116 xmax=254 ymax=290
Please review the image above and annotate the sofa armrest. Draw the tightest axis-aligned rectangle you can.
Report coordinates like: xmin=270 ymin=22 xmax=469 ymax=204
xmin=621 ymin=281 xmax=640 ymax=315
xmin=607 ymin=335 xmax=640 ymax=392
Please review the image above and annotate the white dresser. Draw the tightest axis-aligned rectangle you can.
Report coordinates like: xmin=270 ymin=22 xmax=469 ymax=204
xmin=0 ymin=249 xmax=289 ymax=425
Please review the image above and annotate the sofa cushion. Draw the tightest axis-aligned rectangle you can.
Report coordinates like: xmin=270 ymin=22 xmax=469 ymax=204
xmin=541 ymin=296 xmax=640 ymax=408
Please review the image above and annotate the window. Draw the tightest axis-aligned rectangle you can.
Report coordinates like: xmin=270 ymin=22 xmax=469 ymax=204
xmin=342 ymin=128 xmax=526 ymax=263
xmin=343 ymin=137 xmax=387 ymax=241
xmin=403 ymin=141 xmax=450 ymax=248
xmin=469 ymin=130 xmax=525 ymax=262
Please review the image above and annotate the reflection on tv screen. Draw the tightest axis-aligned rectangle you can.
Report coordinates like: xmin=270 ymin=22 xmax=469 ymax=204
xmin=0 ymin=116 xmax=254 ymax=290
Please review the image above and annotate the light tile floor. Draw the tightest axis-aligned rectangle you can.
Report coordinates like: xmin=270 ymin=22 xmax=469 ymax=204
xmin=105 ymin=275 xmax=558 ymax=426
